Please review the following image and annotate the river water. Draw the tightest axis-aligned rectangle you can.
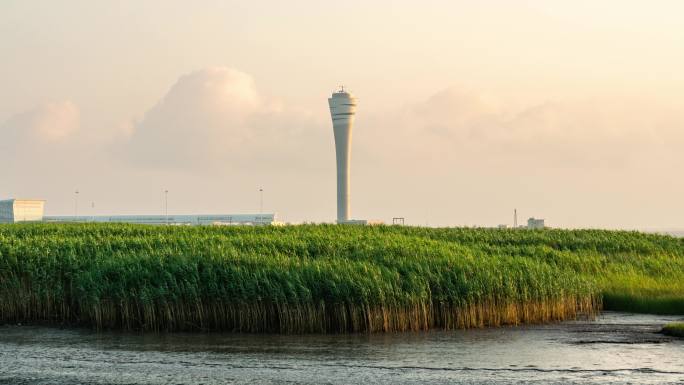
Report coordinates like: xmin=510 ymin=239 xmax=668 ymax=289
xmin=1 ymin=312 xmax=682 ymax=384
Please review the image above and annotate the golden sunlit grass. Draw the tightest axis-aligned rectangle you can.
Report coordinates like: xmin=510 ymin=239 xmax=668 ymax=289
xmin=662 ymin=322 xmax=684 ymax=338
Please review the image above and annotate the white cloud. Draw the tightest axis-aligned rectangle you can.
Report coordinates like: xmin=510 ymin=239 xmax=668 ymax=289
xmin=0 ymin=100 xmax=83 ymax=170
xmin=2 ymin=100 xmax=80 ymax=144
xmin=364 ymin=87 xmax=682 ymax=170
xmin=124 ymin=67 xmax=326 ymax=170
xmin=0 ymin=100 xmax=87 ymax=200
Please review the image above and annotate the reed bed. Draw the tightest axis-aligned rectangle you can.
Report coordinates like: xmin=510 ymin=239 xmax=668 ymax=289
xmin=662 ymin=322 xmax=684 ymax=338
xmin=0 ymin=224 xmax=682 ymax=332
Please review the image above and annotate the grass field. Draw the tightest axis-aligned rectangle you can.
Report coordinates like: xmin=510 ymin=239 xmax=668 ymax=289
xmin=662 ymin=322 xmax=684 ymax=338
xmin=0 ymin=224 xmax=682 ymax=332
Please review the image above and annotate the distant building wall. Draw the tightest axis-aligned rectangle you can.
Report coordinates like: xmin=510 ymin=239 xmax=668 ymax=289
xmin=527 ymin=218 xmax=545 ymax=229
xmin=43 ymin=214 xmax=278 ymax=226
xmin=0 ymin=200 xmax=13 ymax=223
xmin=337 ymin=219 xmax=385 ymax=225
xmin=0 ymin=199 xmax=45 ymax=223
xmin=1 ymin=197 xmax=277 ymax=226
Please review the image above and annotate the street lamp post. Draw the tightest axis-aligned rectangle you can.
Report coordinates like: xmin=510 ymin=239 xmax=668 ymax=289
xmin=74 ymin=190 xmax=79 ymax=218
xmin=164 ymin=190 xmax=169 ymax=225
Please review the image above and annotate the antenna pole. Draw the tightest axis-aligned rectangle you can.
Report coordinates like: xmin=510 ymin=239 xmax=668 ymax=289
xmin=164 ymin=190 xmax=169 ymax=225
xmin=514 ymin=208 xmax=517 ymax=228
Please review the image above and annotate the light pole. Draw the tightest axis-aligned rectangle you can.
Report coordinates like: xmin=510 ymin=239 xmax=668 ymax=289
xmin=514 ymin=208 xmax=518 ymax=228
xmin=164 ymin=190 xmax=169 ymax=225
xmin=74 ymin=190 xmax=79 ymax=217
xmin=259 ymin=188 xmax=263 ymax=224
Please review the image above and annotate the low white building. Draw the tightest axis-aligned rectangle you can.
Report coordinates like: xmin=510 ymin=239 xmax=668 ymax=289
xmin=1 ymin=197 xmax=278 ymax=225
xmin=527 ymin=218 xmax=545 ymax=229
xmin=43 ymin=214 xmax=279 ymax=226
xmin=337 ymin=219 xmax=385 ymax=225
xmin=0 ymin=199 xmax=46 ymax=223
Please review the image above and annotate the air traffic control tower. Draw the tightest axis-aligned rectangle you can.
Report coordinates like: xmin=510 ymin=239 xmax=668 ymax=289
xmin=328 ymin=87 xmax=357 ymax=223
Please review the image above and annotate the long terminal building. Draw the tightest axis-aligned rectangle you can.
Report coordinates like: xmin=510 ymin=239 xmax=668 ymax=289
xmin=0 ymin=199 xmax=277 ymax=225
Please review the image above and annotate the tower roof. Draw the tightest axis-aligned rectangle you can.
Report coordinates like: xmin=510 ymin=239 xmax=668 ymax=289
xmin=332 ymin=85 xmax=353 ymax=98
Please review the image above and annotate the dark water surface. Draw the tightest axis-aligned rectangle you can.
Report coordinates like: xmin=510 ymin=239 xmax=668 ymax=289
xmin=1 ymin=312 xmax=683 ymax=384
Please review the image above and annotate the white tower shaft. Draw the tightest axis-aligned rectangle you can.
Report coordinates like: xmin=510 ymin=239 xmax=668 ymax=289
xmin=328 ymin=89 xmax=357 ymax=222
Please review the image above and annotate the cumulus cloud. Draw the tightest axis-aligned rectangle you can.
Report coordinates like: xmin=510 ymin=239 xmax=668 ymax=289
xmin=0 ymin=100 xmax=83 ymax=168
xmin=370 ymin=87 xmax=681 ymax=169
xmin=0 ymin=100 xmax=88 ymax=198
xmin=2 ymin=100 xmax=80 ymax=145
xmin=124 ymin=67 xmax=325 ymax=170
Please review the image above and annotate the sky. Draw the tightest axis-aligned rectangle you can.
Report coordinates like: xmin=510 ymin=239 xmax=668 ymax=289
xmin=1 ymin=0 xmax=683 ymax=229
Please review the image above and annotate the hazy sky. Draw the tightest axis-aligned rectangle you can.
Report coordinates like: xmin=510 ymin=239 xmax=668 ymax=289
xmin=2 ymin=0 xmax=683 ymax=229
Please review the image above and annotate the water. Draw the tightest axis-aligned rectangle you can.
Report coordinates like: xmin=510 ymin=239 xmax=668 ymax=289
xmin=1 ymin=312 xmax=683 ymax=384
